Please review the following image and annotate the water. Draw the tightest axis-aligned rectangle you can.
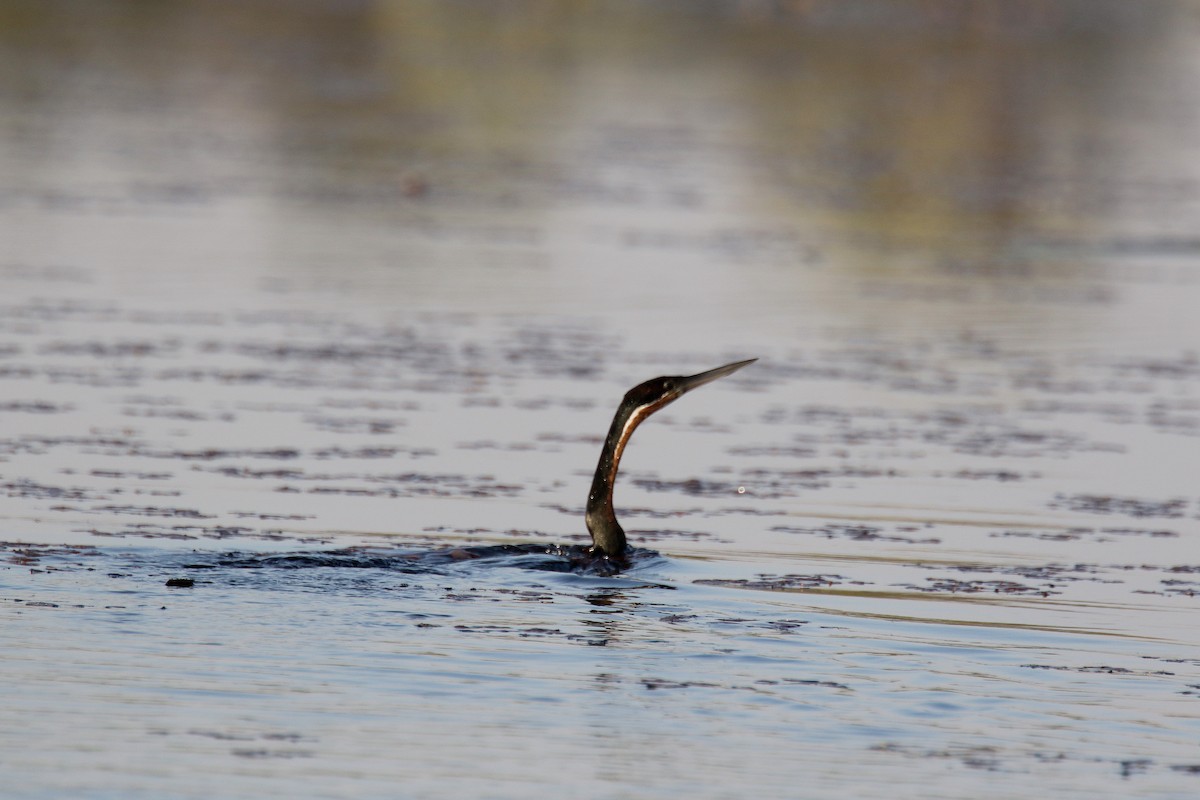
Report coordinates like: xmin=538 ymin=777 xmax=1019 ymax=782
xmin=2 ymin=2 xmax=1200 ymax=797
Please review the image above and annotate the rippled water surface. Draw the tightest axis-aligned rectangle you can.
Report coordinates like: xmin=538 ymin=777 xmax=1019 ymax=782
xmin=3 ymin=2 xmax=1200 ymax=798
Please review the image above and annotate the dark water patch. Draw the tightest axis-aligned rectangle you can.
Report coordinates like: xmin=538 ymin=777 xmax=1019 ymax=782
xmin=231 ymin=748 xmax=315 ymax=760
xmin=0 ymin=434 xmax=144 ymax=456
xmin=290 ymin=472 xmax=522 ymax=500
xmin=641 ymin=678 xmax=720 ymax=690
xmin=763 ymin=619 xmax=810 ymax=634
xmin=940 ymin=563 xmax=1118 ymax=583
xmin=1 ymin=478 xmax=99 ymax=501
xmin=160 ymin=446 xmax=433 ymax=463
xmin=634 ymin=468 xmax=854 ymax=498
xmin=777 ymin=678 xmax=850 ymax=690
xmin=1101 ymin=527 xmax=1180 ymax=539
xmin=61 ymin=504 xmax=215 ymax=520
xmin=37 ymin=366 xmax=147 ymax=388
xmin=457 ymin=439 xmax=537 ymax=451
xmin=1051 ymin=494 xmax=1189 ymax=518
xmin=632 ymin=477 xmax=738 ymax=497
xmin=875 ymin=742 xmax=1200 ymax=784
xmin=200 ymin=465 xmax=309 ymax=479
xmin=1141 ymin=580 xmax=1199 ymax=598
xmin=83 ymin=523 xmax=326 ymax=544
xmin=627 ymin=528 xmax=724 ymax=543
xmin=175 ymin=729 xmax=310 ymax=744
xmin=316 ymin=445 xmax=434 ymax=459
xmin=121 ymin=405 xmax=226 ymax=422
xmin=772 ymin=523 xmax=940 ymax=544
xmin=1021 ymin=398 xmax=1137 ymax=419
xmin=896 ymin=562 xmax=1128 ymax=596
xmin=0 ymin=365 xmax=36 ymax=380
xmin=1 ymin=542 xmax=100 ymax=566
xmin=1119 ymin=759 xmax=1154 ymax=778
xmin=991 ymin=528 xmax=1091 ymax=541
xmin=87 ymin=527 xmax=202 ymax=541
xmin=303 ymin=414 xmax=404 ymax=435
xmin=39 ymin=339 xmax=182 ymax=358
xmin=638 ymin=672 xmax=832 ymax=694
xmin=992 ymin=527 xmax=1179 ymax=541
xmin=1147 ymin=413 xmax=1200 ymax=435
xmin=707 ymin=506 xmax=788 ymax=518
xmin=727 ymin=444 xmax=819 ymax=458
xmin=1113 ymin=353 xmax=1200 ymax=380
xmin=537 ymin=431 xmax=603 ymax=445
xmin=868 ymin=743 xmax=1013 ymax=774
xmin=696 ymin=574 xmax=852 ymax=591
xmin=440 ymin=622 xmax=608 ymax=644
xmin=743 ymin=465 xmax=888 ymax=486
xmin=898 ymin=578 xmax=1060 ymax=597
xmin=88 ymin=469 xmax=173 ymax=481
xmin=1022 ymin=664 xmax=1176 ymax=677
xmin=229 ymin=511 xmax=314 ymax=521
xmin=946 ymin=469 xmax=1027 ymax=482
xmin=138 ymin=447 xmax=302 ymax=461
xmin=0 ymin=400 xmax=71 ymax=413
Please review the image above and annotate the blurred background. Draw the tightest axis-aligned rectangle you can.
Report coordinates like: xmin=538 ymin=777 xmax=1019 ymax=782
xmin=3 ymin=0 xmax=1198 ymax=343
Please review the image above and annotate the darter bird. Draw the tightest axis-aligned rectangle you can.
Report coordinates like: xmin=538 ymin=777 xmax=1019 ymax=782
xmin=585 ymin=358 xmax=756 ymax=560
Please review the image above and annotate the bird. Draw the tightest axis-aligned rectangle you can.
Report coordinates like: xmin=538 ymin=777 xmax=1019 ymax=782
xmin=585 ymin=358 xmax=757 ymax=561
xmin=194 ymin=359 xmax=758 ymax=580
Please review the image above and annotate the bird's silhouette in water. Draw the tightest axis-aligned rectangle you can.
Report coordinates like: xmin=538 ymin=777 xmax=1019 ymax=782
xmin=581 ymin=358 xmax=757 ymax=571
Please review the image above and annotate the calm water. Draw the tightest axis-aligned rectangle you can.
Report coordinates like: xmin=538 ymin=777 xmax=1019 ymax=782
xmin=2 ymin=2 xmax=1200 ymax=797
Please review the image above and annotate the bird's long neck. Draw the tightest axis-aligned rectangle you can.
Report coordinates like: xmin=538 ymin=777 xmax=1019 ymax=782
xmin=585 ymin=403 xmax=643 ymax=555
xmin=582 ymin=358 xmax=755 ymax=558
xmin=586 ymin=397 xmax=671 ymax=555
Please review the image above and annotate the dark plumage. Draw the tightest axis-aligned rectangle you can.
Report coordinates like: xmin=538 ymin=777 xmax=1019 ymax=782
xmin=585 ymin=358 xmax=756 ymax=557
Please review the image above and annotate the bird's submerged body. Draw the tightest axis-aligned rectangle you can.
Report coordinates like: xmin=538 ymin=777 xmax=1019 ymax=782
xmin=584 ymin=358 xmax=756 ymax=560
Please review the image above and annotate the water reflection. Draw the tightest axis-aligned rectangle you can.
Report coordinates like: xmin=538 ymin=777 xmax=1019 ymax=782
xmin=3 ymin=1 xmax=1198 ymax=326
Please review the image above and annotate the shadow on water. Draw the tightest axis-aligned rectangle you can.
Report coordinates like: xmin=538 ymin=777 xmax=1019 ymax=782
xmin=173 ymin=543 xmax=664 ymax=580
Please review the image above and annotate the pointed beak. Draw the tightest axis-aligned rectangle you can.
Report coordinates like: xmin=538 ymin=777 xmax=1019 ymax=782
xmin=676 ymin=358 xmax=757 ymax=396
